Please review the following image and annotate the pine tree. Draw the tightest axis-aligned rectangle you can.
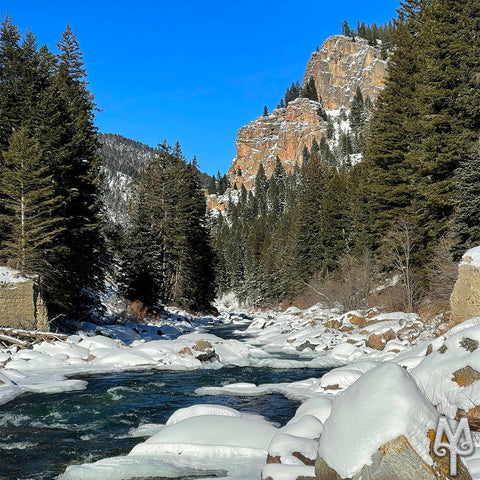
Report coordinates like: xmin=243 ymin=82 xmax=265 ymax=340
xmin=342 ymin=20 xmax=351 ymax=37
xmin=359 ymin=19 xmax=422 ymax=252
xmin=452 ymin=141 xmax=480 ymax=259
xmin=295 ymin=150 xmax=329 ymax=278
xmin=300 ymin=77 xmax=319 ymax=102
xmin=350 ymin=86 xmax=365 ymax=131
xmin=263 ymin=105 xmax=268 ymax=116
xmin=43 ymin=25 xmax=105 ymax=319
xmin=0 ymin=128 xmax=63 ymax=275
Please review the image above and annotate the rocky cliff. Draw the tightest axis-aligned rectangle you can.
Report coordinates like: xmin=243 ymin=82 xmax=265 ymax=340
xmin=304 ymin=35 xmax=387 ymax=109
xmin=227 ymin=98 xmax=326 ymax=189
xmin=225 ymin=35 xmax=387 ymax=190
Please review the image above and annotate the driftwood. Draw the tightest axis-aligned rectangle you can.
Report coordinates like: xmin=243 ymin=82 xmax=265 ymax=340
xmin=0 ymin=327 xmax=67 ymax=349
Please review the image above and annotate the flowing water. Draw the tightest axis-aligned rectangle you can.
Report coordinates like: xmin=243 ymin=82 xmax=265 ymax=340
xmin=0 ymin=322 xmax=329 ymax=479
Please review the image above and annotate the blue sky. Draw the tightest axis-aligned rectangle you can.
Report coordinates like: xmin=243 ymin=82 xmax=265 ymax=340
xmin=2 ymin=1 xmax=399 ymax=175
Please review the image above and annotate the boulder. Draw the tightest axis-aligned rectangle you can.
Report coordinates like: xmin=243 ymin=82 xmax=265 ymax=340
xmin=0 ymin=267 xmax=48 ymax=331
xmin=451 ymin=366 xmax=480 ymax=387
xmin=365 ymin=329 xmax=396 ymax=350
xmin=325 ymin=319 xmax=343 ymax=329
xmin=451 ymin=246 xmax=480 ymax=325
xmin=347 ymin=314 xmax=366 ymax=328
xmin=192 ymin=340 xmax=216 ymax=362
xmin=316 ymin=434 xmax=472 ymax=480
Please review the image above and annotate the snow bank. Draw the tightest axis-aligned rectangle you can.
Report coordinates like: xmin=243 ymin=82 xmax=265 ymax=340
xmin=318 ymin=363 xmax=438 ymax=478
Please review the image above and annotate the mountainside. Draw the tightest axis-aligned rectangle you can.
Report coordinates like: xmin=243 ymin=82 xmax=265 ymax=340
xmin=225 ymin=35 xmax=387 ymax=190
xmin=305 ymin=35 xmax=387 ymax=109
xmin=99 ymin=133 xmax=156 ymax=225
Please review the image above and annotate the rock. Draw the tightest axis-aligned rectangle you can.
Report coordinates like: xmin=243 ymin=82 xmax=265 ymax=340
xmin=452 ymin=366 xmax=480 ymax=387
xmin=425 ymin=343 xmax=433 ymax=356
xmin=178 ymin=347 xmax=193 ymax=356
xmin=0 ymin=267 xmax=48 ymax=331
xmin=228 ymin=98 xmax=326 ymax=189
xmin=340 ymin=325 xmax=353 ymax=332
xmin=325 ymin=319 xmax=343 ymax=329
xmin=347 ymin=314 xmax=366 ymax=328
xmin=296 ymin=340 xmax=317 ymax=351
xmin=365 ymin=330 xmax=396 ymax=351
xmin=456 ymin=406 xmax=480 ymax=431
xmin=460 ymin=337 xmax=479 ymax=352
xmin=315 ymin=457 xmax=342 ymax=480
xmin=451 ymin=246 xmax=480 ymax=325
xmin=292 ymin=451 xmax=316 ymax=466
xmin=315 ymin=434 xmax=472 ymax=480
xmin=439 ymin=344 xmax=448 ymax=354
xmin=266 ymin=454 xmax=281 ymax=464
xmin=304 ymin=35 xmax=387 ymax=110
xmin=192 ymin=340 xmax=216 ymax=362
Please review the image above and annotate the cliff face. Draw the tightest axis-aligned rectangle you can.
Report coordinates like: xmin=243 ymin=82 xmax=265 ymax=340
xmin=225 ymin=35 xmax=387 ymax=191
xmin=228 ymin=98 xmax=326 ymax=189
xmin=304 ymin=35 xmax=387 ymax=109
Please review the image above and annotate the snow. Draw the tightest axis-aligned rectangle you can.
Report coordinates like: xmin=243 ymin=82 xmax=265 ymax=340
xmin=61 ymin=407 xmax=277 ymax=480
xmin=0 ymin=266 xmax=29 ymax=284
xmin=318 ymin=363 xmax=439 ymax=478
xmin=460 ymin=245 xmax=480 ymax=268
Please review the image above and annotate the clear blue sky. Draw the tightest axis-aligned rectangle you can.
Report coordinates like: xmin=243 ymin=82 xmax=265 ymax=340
xmin=2 ymin=0 xmax=399 ymax=175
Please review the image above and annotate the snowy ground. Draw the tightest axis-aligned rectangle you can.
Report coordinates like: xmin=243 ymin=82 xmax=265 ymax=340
xmin=3 ymin=293 xmax=480 ymax=478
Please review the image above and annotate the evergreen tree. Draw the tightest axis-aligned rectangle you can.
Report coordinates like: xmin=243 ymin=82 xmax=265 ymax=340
xmin=42 ymin=25 xmax=105 ymax=319
xmin=300 ymin=77 xmax=319 ymax=102
xmin=0 ymin=128 xmax=63 ymax=275
xmin=295 ymin=150 xmax=329 ymax=278
xmin=263 ymin=105 xmax=268 ymax=116
xmin=452 ymin=141 xmax=480 ymax=259
xmin=342 ymin=20 xmax=351 ymax=37
xmin=350 ymin=87 xmax=366 ymax=131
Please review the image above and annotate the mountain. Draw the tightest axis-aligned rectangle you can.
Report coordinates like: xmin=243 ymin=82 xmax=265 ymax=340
xmin=98 ymin=133 xmax=156 ymax=225
xmin=98 ymin=133 xmax=212 ymax=225
xmin=225 ymin=35 xmax=387 ymax=190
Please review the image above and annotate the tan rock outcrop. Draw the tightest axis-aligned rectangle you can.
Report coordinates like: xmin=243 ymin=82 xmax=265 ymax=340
xmin=0 ymin=273 xmax=48 ymax=331
xmin=304 ymin=35 xmax=387 ymax=110
xmin=227 ymin=98 xmax=326 ymax=189
xmin=451 ymin=246 xmax=480 ymax=325
xmin=315 ymin=434 xmax=472 ymax=480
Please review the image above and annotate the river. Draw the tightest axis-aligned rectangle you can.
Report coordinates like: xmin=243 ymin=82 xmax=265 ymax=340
xmin=0 ymin=322 xmax=330 ymax=479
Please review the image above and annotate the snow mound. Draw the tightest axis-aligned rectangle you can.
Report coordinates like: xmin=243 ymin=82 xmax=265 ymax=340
xmin=460 ymin=245 xmax=480 ymax=268
xmin=129 ymin=415 xmax=277 ymax=458
xmin=318 ymin=363 xmax=438 ymax=478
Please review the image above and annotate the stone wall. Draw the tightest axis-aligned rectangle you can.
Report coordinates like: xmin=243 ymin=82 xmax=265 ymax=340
xmin=0 ymin=280 xmax=49 ymax=331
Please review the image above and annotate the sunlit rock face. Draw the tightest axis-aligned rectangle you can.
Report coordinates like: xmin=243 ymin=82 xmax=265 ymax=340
xmin=228 ymin=98 xmax=326 ymax=189
xmin=304 ymin=35 xmax=387 ymax=110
